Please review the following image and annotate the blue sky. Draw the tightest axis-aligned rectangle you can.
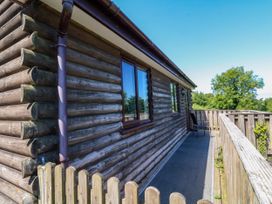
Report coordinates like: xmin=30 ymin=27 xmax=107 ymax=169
xmin=113 ymin=0 xmax=272 ymax=98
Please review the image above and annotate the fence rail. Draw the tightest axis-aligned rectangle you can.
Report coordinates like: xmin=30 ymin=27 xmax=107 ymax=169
xmin=192 ymin=110 xmax=272 ymax=149
xmin=38 ymin=163 xmax=212 ymax=204
xmin=219 ymin=114 xmax=272 ymax=204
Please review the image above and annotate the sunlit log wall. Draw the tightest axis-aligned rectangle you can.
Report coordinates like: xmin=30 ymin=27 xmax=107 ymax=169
xmin=0 ymin=0 xmax=191 ymax=202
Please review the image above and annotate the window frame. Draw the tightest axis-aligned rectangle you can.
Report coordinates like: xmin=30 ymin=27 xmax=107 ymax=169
xmin=121 ymin=58 xmax=153 ymax=129
xmin=170 ymin=82 xmax=180 ymax=113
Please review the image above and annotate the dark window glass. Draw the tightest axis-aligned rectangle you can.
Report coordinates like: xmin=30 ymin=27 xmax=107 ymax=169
xmin=122 ymin=61 xmax=150 ymax=123
xmin=122 ymin=61 xmax=136 ymax=121
xmin=137 ymin=68 xmax=149 ymax=120
xmin=170 ymin=83 xmax=179 ymax=112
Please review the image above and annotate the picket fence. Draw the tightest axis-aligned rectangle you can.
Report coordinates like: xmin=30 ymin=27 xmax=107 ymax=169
xmin=38 ymin=163 xmax=212 ymax=204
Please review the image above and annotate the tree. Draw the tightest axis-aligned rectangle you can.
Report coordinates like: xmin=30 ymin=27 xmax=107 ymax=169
xmin=192 ymin=92 xmax=214 ymax=109
xmin=211 ymin=67 xmax=264 ymax=110
xmin=264 ymin=98 xmax=272 ymax=112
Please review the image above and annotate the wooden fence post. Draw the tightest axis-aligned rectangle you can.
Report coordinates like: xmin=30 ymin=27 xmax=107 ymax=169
xmin=169 ymin=192 xmax=186 ymax=204
xmin=66 ymin=166 xmax=77 ymax=204
xmin=145 ymin=187 xmax=160 ymax=204
xmin=78 ymin=169 xmax=89 ymax=204
xmin=122 ymin=181 xmax=138 ymax=204
xmin=54 ymin=164 xmax=65 ymax=204
xmin=197 ymin=199 xmax=212 ymax=204
xmin=106 ymin=177 xmax=120 ymax=204
xmin=91 ymin=173 xmax=104 ymax=204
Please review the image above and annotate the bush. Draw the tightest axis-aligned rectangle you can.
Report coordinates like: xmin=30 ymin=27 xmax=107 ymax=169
xmin=254 ymin=122 xmax=269 ymax=156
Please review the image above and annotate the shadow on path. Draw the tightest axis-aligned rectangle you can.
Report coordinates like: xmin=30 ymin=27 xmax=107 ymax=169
xmin=149 ymin=131 xmax=213 ymax=204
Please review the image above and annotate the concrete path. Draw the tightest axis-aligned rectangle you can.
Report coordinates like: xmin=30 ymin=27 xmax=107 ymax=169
xmin=148 ymin=131 xmax=214 ymax=204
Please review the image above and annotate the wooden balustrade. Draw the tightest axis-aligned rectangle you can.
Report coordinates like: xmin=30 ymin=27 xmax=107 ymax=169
xmin=219 ymin=114 xmax=272 ymax=204
xmin=38 ymin=163 xmax=212 ymax=204
xmin=192 ymin=110 xmax=272 ymax=149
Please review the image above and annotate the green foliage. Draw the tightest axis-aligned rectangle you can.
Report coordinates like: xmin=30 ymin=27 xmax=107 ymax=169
xmin=192 ymin=92 xmax=214 ymax=109
xmin=215 ymin=146 xmax=224 ymax=169
xmin=264 ymin=98 xmax=272 ymax=112
xmin=254 ymin=122 xmax=268 ymax=156
xmin=211 ymin=67 xmax=264 ymax=110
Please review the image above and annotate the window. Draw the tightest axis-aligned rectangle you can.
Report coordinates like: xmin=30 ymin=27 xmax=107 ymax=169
xmin=170 ymin=83 xmax=179 ymax=112
xmin=122 ymin=61 xmax=150 ymax=124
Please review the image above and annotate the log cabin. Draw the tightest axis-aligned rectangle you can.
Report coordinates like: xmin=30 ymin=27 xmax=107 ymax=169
xmin=0 ymin=0 xmax=196 ymax=202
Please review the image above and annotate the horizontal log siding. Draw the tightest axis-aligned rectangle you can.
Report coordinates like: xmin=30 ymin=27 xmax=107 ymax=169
xmin=0 ymin=1 xmax=41 ymax=202
xmin=0 ymin=1 xmax=190 ymax=202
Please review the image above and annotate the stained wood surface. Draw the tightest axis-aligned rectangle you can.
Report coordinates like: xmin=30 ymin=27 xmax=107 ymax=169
xmin=38 ymin=163 xmax=212 ymax=204
xmin=220 ymin=114 xmax=272 ymax=204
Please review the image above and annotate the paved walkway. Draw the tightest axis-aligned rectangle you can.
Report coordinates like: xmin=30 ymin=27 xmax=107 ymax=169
xmin=149 ymin=131 xmax=214 ymax=204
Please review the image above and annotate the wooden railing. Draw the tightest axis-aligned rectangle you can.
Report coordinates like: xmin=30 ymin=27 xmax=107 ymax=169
xmin=192 ymin=110 xmax=272 ymax=149
xmin=219 ymin=114 xmax=272 ymax=204
xmin=37 ymin=163 xmax=212 ymax=204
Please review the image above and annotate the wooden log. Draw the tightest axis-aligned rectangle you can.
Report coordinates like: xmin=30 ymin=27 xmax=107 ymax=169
xmin=21 ymin=120 xmax=57 ymax=138
xmin=0 ymin=103 xmax=38 ymax=120
xmin=68 ymin=132 xmax=121 ymax=158
xmin=0 ymin=67 xmax=54 ymax=92
xmin=0 ymin=177 xmax=36 ymax=204
xmin=0 ymin=0 xmax=12 ymax=16
xmin=0 ymin=134 xmax=58 ymax=157
xmin=67 ymin=89 xmax=122 ymax=103
xmin=0 ymin=88 xmax=22 ymax=105
xmin=67 ymin=75 xmax=121 ymax=93
xmin=0 ymin=57 xmax=26 ymax=78
xmin=0 ymin=163 xmax=38 ymax=195
xmin=0 ymin=149 xmax=36 ymax=176
xmin=0 ymin=12 xmax=21 ymax=40
xmin=67 ymin=104 xmax=122 ymax=117
xmin=66 ymin=48 xmax=120 ymax=75
xmin=20 ymin=48 xmax=121 ymax=84
xmin=0 ymin=121 xmax=21 ymax=136
xmin=0 ymin=192 xmax=16 ymax=204
xmin=0 ymin=33 xmax=35 ymax=65
xmin=0 ymin=25 xmax=28 ymax=52
xmin=0 ymin=3 xmax=21 ymax=28
xmin=67 ymin=113 xmax=122 ymax=132
xmin=68 ymin=122 xmax=122 ymax=145
xmin=21 ymin=14 xmax=120 ymax=66
xmin=21 ymin=84 xmax=56 ymax=103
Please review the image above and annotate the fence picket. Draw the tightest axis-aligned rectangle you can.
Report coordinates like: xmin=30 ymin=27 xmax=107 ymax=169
xmin=45 ymin=162 xmax=55 ymax=204
xmin=122 ymin=181 xmax=138 ymax=204
xmin=197 ymin=199 xmax=212 ymax=204
xmin=78 ymin=170 xmax=89 ymax=204
xmin=91 ymin=173 xmax=104 ymax=204
xmin=66 ymin=166 xmax=77 ymax=204
xmin=54 ymin=164 xmax=65 ymax=204
xmin=145 ymin=187 xmax=160 ymax=204
xmin=169 ymin=192 xmax=186 ymax=204
xmin=106 ymin=177 xmax=120 ymax=204
xmin=38 ymin=165 xmax=45 ymax=204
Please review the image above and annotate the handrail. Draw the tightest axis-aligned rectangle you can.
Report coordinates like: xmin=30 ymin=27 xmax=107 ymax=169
xmin=219 ymin=114 xmax=272 ymax=204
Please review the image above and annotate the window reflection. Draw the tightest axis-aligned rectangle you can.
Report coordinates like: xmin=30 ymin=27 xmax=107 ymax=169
xmin=170 ymin=83 xmax=178 ymax=112
xmin=122 ymin=61 xmax=136 ymax=121
xmin=137 ymin=68 xmax=149 ymax=120
xmin=122 ymin=61 xmax=150 ymax=122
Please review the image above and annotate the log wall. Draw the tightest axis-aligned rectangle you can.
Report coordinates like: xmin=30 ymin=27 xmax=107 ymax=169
xmin=0 ymin=0 xmax=191 ymax=202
